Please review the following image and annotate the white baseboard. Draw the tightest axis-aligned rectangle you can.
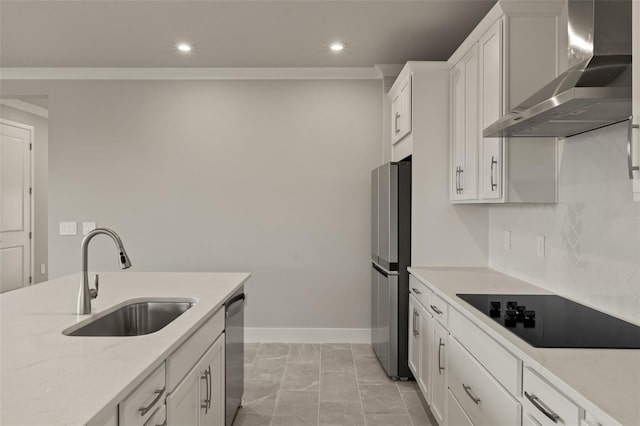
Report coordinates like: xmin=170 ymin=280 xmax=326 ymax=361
xmin=245 ymin=327 xmax=371 ymax=344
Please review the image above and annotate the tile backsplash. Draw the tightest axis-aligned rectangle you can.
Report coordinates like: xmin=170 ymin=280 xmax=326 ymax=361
xmin=489 ymin=122 xmax=640 ymax=324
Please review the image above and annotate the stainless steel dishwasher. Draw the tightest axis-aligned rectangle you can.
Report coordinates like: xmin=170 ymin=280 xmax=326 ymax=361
xmin=225 ymin=286 xmax=245 ymax=426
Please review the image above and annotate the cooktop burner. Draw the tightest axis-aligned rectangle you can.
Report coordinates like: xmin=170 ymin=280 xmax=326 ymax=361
xmin=456 ymin=294 xmax=640 ymax=349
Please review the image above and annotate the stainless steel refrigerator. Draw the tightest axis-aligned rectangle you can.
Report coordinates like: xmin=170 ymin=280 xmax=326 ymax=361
xmin=371 ymin=160 xmax=411 ymax=379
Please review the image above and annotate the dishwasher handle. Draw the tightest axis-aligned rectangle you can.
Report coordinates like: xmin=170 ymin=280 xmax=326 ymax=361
xmin=226 ymin=293 xmax=246 ymax=318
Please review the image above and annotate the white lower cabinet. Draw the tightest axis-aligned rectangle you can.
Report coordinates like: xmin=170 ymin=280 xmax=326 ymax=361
xmin=523 ymin=413 xmax=541 ymax=426
xmin=448 ymin=337 xmax=521 ymax=426
xmin=96 ymin=308 xmax=227 ymax=426
xmin=409 ymin=291 xmax=433 ymax=399
xmin=409 ymin=284 xmax=448 ymax=423
xmin=167 ymin=333 xmax=226 ymax=426
xmin=120 ymin=364 xmax=167 ymax=426
xmin=523 ymin=368 xmax=581 ymax=426
xmin=408 ymin=295 xmax=421 ymax=377
xmin=418 ymin=303 xmax=432 ymax=399
xmin=448 ymin=390 xmax=474 ymax=426
xmin=431 ymin=320 xmax=448 ymax=425
xmin=144 ymin=405 xmax=166 ymax=426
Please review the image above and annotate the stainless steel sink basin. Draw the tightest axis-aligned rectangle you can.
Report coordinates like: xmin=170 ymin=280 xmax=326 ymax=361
xmin=64 ymin=300 xmax=196 ymax=336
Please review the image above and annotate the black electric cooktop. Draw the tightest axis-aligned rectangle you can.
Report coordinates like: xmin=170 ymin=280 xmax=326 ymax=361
xmin=457 ymin=294 xmax=640 ymax=349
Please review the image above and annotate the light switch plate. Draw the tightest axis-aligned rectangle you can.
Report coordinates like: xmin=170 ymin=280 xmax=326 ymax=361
xmin=504 ymin=230 xmax=511 ymax=251
xmin=82 ymin=222 xmax=97 ymax=235
xmin=59 ymin=222 xmax=77 ymax=236
xmin=537 ymin=235 xmax=546 ymax=259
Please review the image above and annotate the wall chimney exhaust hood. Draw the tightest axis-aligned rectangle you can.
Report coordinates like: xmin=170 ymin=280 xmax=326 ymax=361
xmin=484 ymin=0 xmax=632 ymax=138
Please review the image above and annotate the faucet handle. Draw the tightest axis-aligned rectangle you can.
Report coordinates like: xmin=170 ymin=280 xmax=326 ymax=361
xmin=90 ymin=274 xmax=99 ymax=299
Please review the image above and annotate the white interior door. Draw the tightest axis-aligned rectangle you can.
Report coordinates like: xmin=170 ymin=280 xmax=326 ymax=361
xmin=0 ymin=120 xmax=32 ymax=293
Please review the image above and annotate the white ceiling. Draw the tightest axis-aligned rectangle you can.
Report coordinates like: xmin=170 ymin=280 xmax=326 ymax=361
xmin=0 ymin=1 xmax=496 ymax=68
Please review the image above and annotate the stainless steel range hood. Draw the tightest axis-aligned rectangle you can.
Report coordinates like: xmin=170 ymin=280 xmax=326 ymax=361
xmin=484 ymin=0 xmax=632 ymax=138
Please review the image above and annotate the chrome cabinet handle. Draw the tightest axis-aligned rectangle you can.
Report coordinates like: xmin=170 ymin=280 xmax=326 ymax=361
xmin=411 ymin=287 xmax=422 ymax=295
xmin=139 ymin=387 xmax=165 ymax=416
xmin=628 ymin=116 xmax=639 ymax=179
xmin=524 ymin=391 xmax=561 ymax=424
xmin=207 ymin=366 xmax=212 ymax=409
xmin=412 ymin=310 xmax=417 ymax=337
xmin=438 ymin=338 xmax=445 ymax=374
xmin=490 ymin=155 xmax=498 ymax=191
xmin=462 ymin=384 xmax=481 ymax=404
xmin=412 ymin=309 xmax=420 ymax=336
xmin=430 ymin=305 xmax=443 ymax=315
xmin=201 ymin=368 xmax=211 ymax=413
xmin=395 ymin=112 xmax=401 ymax=134
xmin=459 ymin=167 xmax=464 ymax=192
xmin=455 ymin=167 xmax=461 ymax=194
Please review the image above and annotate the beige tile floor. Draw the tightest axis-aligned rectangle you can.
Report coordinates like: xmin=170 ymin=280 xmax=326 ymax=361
xmin=233 ymin=343 xmax=435 ymax=426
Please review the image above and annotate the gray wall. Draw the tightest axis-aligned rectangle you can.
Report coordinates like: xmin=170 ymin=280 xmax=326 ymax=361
xmin=1 ymin=79 xmax=382 ymax=329
xmin=0 ymin=104 xmax=48 ymax=283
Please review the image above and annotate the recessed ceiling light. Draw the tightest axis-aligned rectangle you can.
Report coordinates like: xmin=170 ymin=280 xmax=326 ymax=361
xmin=176 ymin=43 xmax=192 ymax=53
xmin=329 ymin=42 xmax=346 ymax=52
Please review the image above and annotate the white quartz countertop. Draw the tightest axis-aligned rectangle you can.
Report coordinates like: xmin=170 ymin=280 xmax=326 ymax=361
xmin=0 ymin=271 xmax=250 ymax=426
xmin=408 ymin=267 xmax=640 ymax=426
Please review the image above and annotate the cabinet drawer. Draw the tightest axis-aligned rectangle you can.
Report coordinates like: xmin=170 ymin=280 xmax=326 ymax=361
xmin=428 ymin=293 xmax=448 ymax=327
xmin=166 ymin=307 xmax=224 ymax=392
xmin=448 ymin=389 xmax=474 ymax=426
xmin=523 ymin=368 xmax=581 ymax=426
xmin=449 ymin=307 xmax=521 ymax=395
xmin=409 ymin=274 xmax=430 ymax=310
xmin=120 ymin=363 xmax=167 ymax=426
xmin=448 ymin=336 xmax=521 ymax=426
xmin=144 ymin=405 xmax=166 ymax=426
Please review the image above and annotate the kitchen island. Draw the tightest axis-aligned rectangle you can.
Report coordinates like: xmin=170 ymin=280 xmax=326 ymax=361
xmin=0 ymin=271 xmax=250 ymax=426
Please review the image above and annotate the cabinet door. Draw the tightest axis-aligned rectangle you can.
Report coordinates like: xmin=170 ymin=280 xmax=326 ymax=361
xmin=450 ymin=45 xmax=479 ymax=201
xmin=417 ymin=305 xmax=432 ymax=402
xmin=391 ymin=74 xmax=412 ymax=144
xmin=479 ymin=19 xmax=504 ymax=200
xmin=633 ymin=0 xmax=640 ymax=201
xmin=200 ymin=335 xmax=225 ymax=426
xmin=447 ymin=390 xmax=474 ymax=426
xmin=166 ymin=368 xmax=201 ymax=426
xmin=451 ymin=63 xmax=465 ymax=200
xmin=430 ymin=320 xmax=447 ymax=425
xmin=399 ymin=76 xmax=412 ymax=141
xmin=391 ymin=92 xmax=402 ymax=144
xmin=408 ymin=295 xmax=420 ymax=377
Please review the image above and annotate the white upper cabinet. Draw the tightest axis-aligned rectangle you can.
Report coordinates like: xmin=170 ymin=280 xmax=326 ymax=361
xmin=478 ymin=19 xmax=504 ymax=200
xmin=632 ymin=0 xmax=640 ymax=201
xmin=449 ymin=2 xmax=561 ymax=204
xmin=390 ymin=73 xmax=412 ymax=145
xmin=450 ymin=44 xmax=479 ymax=201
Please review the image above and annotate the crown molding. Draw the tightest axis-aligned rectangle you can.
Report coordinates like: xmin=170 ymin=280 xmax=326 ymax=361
xmin=0 ymin=67 xmax=382 ymax=80
xmin=0 ymin=99 xmax=48 ymax=118
xmin=374 ymin=64 xmax=404 ymax=78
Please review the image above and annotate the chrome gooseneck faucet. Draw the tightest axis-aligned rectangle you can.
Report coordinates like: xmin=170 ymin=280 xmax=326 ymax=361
xmin=77 ymin=228 xmax=132 ymax=314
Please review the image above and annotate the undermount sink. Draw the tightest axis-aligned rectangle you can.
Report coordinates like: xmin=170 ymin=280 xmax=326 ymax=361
xmin=64 ymin=300 xmax=196 ymax=337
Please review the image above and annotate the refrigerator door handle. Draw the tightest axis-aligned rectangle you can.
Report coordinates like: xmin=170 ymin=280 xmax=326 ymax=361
xmin=372 ymin=261 xmax=399 ymax=277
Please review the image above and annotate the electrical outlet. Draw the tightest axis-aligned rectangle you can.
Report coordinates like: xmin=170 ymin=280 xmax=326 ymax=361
xmin=82 ymin=222 xmax=97 ymax=235
xmin=504 ymin=230 xmax=511 ymax=251
xmin=537 ymin=235 xmax=546 ymax=259
xmin=40 ymin=264 xmax=46 ymax=275
xmin=59 ymin=222 xmax=77 ymax=236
